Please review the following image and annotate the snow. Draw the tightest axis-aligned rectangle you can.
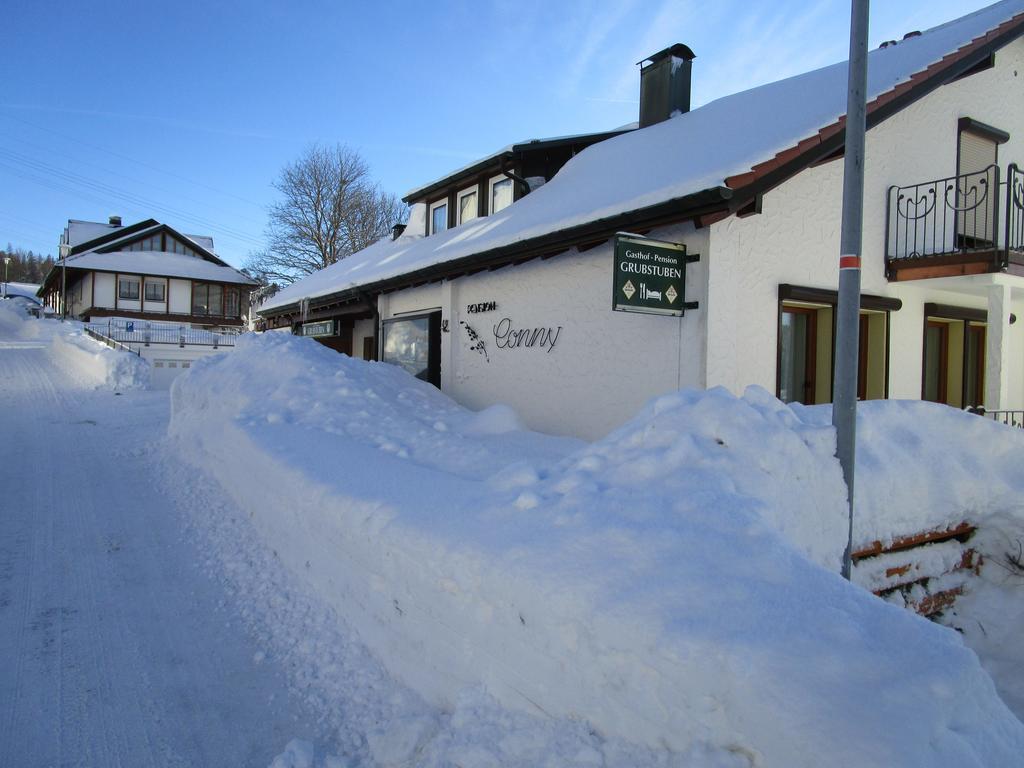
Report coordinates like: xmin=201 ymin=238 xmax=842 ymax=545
xmin=64 ymin=249 xmax=255 ymax=284
xmin=185 ymin=233 xmax=216 ymax=253
xmin=0 ymin=301 xmax=149 ymax=389
xmin=5 ymin=299 xmax=1024 ymax=766
xmin=2 ymin=281 xmax=41 ymax=299
xmin=0 ymin=320 xmax=326 ymax=765
xmin=262 ymin=0 xmax=1024 ymax=314
xmin=168 ymin=331 xmax=1024 ymax=767
xmin=66 ymin=218 xmax=120 ymax=246
xmin=793 ymin=399 xmax=1024 ymax=546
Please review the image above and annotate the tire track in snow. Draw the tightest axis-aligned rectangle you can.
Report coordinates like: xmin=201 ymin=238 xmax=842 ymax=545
xmin=0 ymin=337 xmax=323 ymax=767
xmin=0 ymin=346 xmax=49 ymax=766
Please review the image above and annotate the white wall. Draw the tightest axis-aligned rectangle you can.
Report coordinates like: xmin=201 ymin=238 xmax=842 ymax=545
xmin=143 ymin=347 xmax=227 ymax=389
xmin=94 ymin=272 xmax=115 ymax=309
xmin=115 ymin=273 xmax=142 ymax=312
xmin=380 ymin=222 xmax=709 ymax=440
xmin=352 ymin=317 xmax=376 ymax=360
xmin=69 ymin=273 xmax=92 ymax=317
xmin=707 ymin=38 xmax=1024 ymax=408
xmin=169 ymin=279 xmax=191 ymax=315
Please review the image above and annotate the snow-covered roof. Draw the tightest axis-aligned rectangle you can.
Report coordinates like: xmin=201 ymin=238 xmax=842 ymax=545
xmin=402 ymin=127 xmax=638 ymax=201
xmin=185 ymin=234 xmax=216 ymax=254
xmin=64 ymin=250 xmax=256 ymax=285
xmin=66 ymin=219 xmax=218 ymax=258
xmin=66 ymin=220 xmax=120 ymax=247
xmin=263 ymin=0 xmax=1024 ymax=315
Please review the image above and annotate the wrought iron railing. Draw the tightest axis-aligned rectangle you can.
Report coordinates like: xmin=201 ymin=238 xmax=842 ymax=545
xmin=86 ymin=320 xmax=243 ymax=349
xmin=83 ymin=326 xmax=141 ymax=356
xmin=968 ymin=406 xmax=1024 ymax=428
xmin=1007 ymin=163 xmax=1024 ymax=255
xmin=886 ymin=164 xmax=1003 ymax=266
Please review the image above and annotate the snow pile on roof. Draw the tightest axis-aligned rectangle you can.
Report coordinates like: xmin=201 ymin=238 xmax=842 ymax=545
xmin=66 ymin=250 xmax=254 ymax=284
xmin=168 ymin=332 xmax=1024 ymax=766
xmin=263 ymin=1 xmax=1024 ymax=313
xmin=185 ymin=233 xmax=216 ymax=253
xmin=67 ymin=219 xmax=119 ymax=247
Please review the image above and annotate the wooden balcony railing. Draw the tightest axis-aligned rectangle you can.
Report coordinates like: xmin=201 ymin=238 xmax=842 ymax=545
xmin=885 ymin=163 xmax=1024 ymax=280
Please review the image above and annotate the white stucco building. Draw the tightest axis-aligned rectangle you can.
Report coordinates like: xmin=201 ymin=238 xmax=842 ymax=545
xmin=40 ymin=217 xmax=257 ymax=387
xmin=261 ymin=2 xmax=1024 ymax=440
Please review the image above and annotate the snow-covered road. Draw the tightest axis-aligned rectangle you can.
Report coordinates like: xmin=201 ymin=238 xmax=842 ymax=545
xmin=0 ymin=341 xmax=319 ymax=766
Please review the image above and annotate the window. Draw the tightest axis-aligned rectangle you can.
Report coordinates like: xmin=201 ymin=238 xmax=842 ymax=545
xmin=457 ymin=188 xmax=478 ymax=225
xmin=192 ymin=283 xmax=224 ymax=316
xmin=167 ymin=238 xmax=197 ymax=257
xmin=779 ymin=306 xmax=816 ymax=404
xmin=381 ymin=312 xmax=441 ymax=387
xmin=955 ymin=119 xmax=1008 ymax=249
xmin=118 ymin=278 xmax=140 ymax=300
xmin=922 ymin=305 xmax=986 ymax=408
xmin=777 ymin=286 xmax=896 ymax=405
xmin=489 ymin=176 xmax=513 ymax=214
xmin=430 ymin=200 xmax=448 ymax=235
xmin=144 ymin=281 xmax=166 ymax=302
xmin=224 ymin=288 xmax=239 ymax=317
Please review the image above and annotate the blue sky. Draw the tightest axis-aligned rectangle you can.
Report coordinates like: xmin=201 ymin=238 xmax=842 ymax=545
xmin=0 ymin=0 xmax=996 ymax=267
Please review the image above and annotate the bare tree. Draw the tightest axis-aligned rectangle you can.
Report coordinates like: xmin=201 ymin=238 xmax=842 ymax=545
xmin=245 ymin=144 xmax=405 ymax=285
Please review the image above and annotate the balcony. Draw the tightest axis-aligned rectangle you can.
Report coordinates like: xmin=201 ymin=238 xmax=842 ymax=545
xmin=885 ymin=163 xmax=1024 ymax=281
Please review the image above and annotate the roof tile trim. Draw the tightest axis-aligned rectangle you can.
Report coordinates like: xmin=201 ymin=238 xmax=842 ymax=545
xmin=723 ymin=11 xmax=1024 ymax=191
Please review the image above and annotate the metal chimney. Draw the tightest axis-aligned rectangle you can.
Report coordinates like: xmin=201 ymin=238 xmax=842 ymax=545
xmin=109 ymin=215 xmax=122 ymax=227
xmin=639 ymin=44 xmax=696 ymax=128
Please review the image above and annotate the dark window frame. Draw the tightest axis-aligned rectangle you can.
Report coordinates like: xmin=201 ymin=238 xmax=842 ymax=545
xmin=380 ymin=310 xmax=442 ymax=387
xmin=118 ymin=277 xmax=140 ymax=300
xmin=192 ymin=282 xmax=225 ymax=316
xmin=778 ymin=305 xmax=818 ymax=405
xmin=922 ymin=303 xmax=987 ymax=408
xmin=144 ymin=280 xmax=166 ymax=302
xmin=776 ymin=285 xmax=896 ymax=404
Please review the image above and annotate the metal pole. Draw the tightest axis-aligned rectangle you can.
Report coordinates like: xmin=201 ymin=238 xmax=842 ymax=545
xmin=835 ymin=0 xmax=870 ymax=581
xmin=60 ymin=251 xmax=67 ymax=321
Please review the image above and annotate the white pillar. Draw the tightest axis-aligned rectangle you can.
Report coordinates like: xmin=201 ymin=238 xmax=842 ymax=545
xmin=441 ymin=279 xmax=457 ymax=392
xmin=376 ymin=293 xmax=390 ymax=360
xmin=985 ymin=283 xmax=1011 ymax=410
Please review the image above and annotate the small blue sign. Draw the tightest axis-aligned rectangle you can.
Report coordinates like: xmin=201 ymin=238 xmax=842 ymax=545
xmin=126 ymin=322 xmax=135 ymax=332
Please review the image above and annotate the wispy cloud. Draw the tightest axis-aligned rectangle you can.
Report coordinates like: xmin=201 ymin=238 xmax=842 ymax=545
xmin=0 ymin=103 xmax=274 ymax=141
xmin=558 ymin=0 xmax=643 ymax=97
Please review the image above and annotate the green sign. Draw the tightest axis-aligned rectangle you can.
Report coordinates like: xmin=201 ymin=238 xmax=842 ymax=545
xmin=612 ymin=233 xmax=698 ymax=316
xmin=300 ymin=319 xmax=334 ymax=337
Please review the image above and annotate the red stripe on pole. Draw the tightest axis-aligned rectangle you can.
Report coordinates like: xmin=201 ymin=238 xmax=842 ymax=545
xmin=839 ymin=255 xmax=861 ymax=269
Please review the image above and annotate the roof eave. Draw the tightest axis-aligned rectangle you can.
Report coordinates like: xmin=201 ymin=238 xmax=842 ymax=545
xmin=401 ymin=128 xmax=637 ymax=204
xmin=261 ymin=185 xmax=733 ymax=318
xmin=724 ymin=10 xmax=1024 ymax=210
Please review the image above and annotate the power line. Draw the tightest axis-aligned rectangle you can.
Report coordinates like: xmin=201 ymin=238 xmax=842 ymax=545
xmin=0 ymin=148 xmax=266 ymax=248
xmin=0 ymin=111 xmax=269 ymax=210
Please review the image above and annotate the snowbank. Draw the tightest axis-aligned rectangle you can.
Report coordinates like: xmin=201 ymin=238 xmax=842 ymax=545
xmin=169 ymin=332 xmax=1024 ymax=767
xmin=49 ymin=330 xmax=150 ymax=390
xmin=795 ymin=399 xmax=1024 ymax=545
xmin=0 ymin=303 xmax=149 ymax=390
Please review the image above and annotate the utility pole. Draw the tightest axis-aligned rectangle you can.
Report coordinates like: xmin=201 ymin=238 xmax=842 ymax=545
xmin=60 ymin=245 xmax=67 ymax=321
xmin=835 ymin=0 xmax=870 ymax=581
